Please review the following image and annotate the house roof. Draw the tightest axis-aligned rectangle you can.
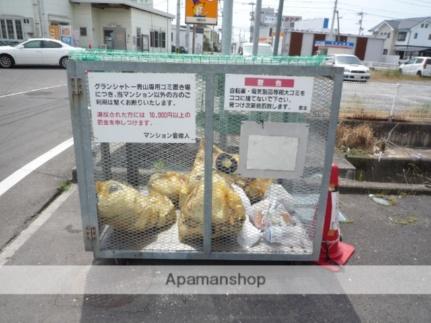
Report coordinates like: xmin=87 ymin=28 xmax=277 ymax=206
xmin=369 ymin=17 xmax=431 ymax=32
xmin=70 ymin=0 xmax=174 ymax=19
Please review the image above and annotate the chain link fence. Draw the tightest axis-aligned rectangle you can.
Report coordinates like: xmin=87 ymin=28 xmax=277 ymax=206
xmin=340 ymin=81 xmax=431 ymax=122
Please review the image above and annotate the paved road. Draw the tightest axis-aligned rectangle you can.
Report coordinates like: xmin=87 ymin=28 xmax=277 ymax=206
xmin=342 ymin=80 xmax=431 ymax=114
xmin=0 ymin=67 xmax=75 ymax=249
xmin=0 ymin=189 xmax=430 ymax=322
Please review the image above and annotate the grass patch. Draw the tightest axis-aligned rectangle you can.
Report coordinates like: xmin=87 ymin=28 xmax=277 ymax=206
xmin=336 ymin=123 xmax=375 ymax=153
xmin=58 ymin=180 xmax=72 ymax=193
xmin=371 ymin=70 xmax=431 ymax=82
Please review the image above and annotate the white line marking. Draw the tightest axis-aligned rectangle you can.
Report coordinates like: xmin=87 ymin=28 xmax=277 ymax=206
xmin=0 ymin=84 xmax=66 ymax=99
xmin=0 ymin=138 xmax=74 ymax=197
xmin=0 ymin=185 xmax=77 ymax=266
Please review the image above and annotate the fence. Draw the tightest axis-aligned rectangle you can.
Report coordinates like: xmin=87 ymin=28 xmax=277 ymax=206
xmin=67 ymin=51 xmax=343 ymax=261
xmin=340 ymin=81 xmax=431 ymax=122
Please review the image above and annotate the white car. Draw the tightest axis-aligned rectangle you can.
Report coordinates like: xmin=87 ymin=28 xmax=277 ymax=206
xmin=241 ymin=42 xmax=273 ymax=56
xmin=327 ymin=54 xmax=370 ymax=82
xmin=0 ymin=38 xmax=83 ymax=69
xmin=399 ymin=57 xmax=431 ymax=77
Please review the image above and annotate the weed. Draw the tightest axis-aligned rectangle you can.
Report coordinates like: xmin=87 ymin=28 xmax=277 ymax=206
xmin=58 ymin=180 xmax=72 ymax=193
xmin=336 ymin=123 xmax=375 ymax=152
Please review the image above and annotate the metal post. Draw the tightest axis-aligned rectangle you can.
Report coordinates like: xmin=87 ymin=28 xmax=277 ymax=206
xmin=100 ymin=143 xmax=112 ymax=180
xmin=203 ymin=74 xmax=215 ymax=255
xmin=222 ymin=0 xmax=233 ymax=55
xmin=192 ymin=24 xmax=196 ymax=54
xmin=252 ymin=0 xmax=262 ymax=56
xmin=175 ymin=0 xmax=181 ymax=52
xmin=328 ymin=0 xmax=338 ymax=40
xmin=390 ymin=83 xmax=400 ymax=121
xmin=186 ymin=24 xmax=190 ymax=52
xmin=272 ymin=0 xmax=284 ymax=56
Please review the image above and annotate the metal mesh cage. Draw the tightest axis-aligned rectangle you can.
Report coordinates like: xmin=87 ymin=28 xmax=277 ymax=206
xmin=68 ymin=59 xmax=343 ymax=261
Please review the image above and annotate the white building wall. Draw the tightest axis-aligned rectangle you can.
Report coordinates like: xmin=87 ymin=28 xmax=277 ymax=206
xmin=72 ymin=3 xmax=93 ymax=48
xmin=364 ymin=38 xmax=384 ymax=61
xmin=300 ymin=33 xmax=314 ymax=56
xmin=408 ymin=19 xmax=431 ymax=47
xmin=131 ymin=9 xmax=171 ymax=52
xmin=0 ymin=0 xmax=34 ymax=17
xmin=93 ymin=7 xmax=132 ymax=49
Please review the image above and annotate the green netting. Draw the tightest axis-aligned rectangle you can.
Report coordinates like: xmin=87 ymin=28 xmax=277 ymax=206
xmin=70 ymin=49 xmax=326 ymax=66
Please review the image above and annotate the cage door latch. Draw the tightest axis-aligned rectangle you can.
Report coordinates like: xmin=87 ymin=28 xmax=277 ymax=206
xmin=85 ymin=226 xmax=97 ymax=240
xmin=71 ymin=78 xmax=82 ymax=96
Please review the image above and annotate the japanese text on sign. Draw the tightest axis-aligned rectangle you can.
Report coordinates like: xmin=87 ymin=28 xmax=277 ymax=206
xmin=224 ymin=75 xmax=314 ymax=113
xmin=88 ymin=73 xmax=196 ymax=143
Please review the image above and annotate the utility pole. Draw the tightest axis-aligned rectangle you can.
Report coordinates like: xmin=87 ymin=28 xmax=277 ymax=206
xmin=252 ymin=0 xmax=262 ymax=56
xmin=175 ymin=0 xmax=180 ymax=52
xmin=336 ymin=10 xmax=340 ymax=40
xmin=328 ymin=0 xmax=338 ymax=40
xmin=222 ymin=0 xmax=234 ymax=55
xmin=272 ymin=0 xmax=284 ymax=56
xmin=248 ymin=2 xmax=255 ymax=42
xmin=357 ymin=11 xmax=364 ymax=35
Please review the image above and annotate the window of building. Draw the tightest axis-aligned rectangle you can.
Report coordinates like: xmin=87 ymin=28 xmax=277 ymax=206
xmin=387 ymin=32 xmax=391 ymax=38
xmin=80 ymin=27 xmax=87 ymax=36
xmin=0 ymin=20 xmax=6 ymax=39
xmin=159 ymin=32 xmax=166 ymax=48
xmin=429 ymin=34 xmax=431 ymax=40
xmin=383 ymin=49 xmax=388 ymax=55
xmin=269 ymin=27 xmax=272 ymax=36
xmin=150 ymin=31 xmax=165 ymax=48
xmin=397 ymin=32 xmax=407 ymax=41
xmin=15 ymin=20 xmax=23 ymax=39
xmin=421 ymin=23 xmax=424 ymax=28
xmin=414 ymin=32 xmax=418 ymax=39
xmin=6 ymin=19 xmax=14 ymax=39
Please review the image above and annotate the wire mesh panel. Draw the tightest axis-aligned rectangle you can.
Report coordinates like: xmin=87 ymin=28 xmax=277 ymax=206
xmin=68 ymin=52 xmax=343 ymax=261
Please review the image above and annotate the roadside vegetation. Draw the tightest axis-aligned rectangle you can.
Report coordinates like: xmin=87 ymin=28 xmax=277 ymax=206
xmin=370 ymin=69 xmax=431 ymax=82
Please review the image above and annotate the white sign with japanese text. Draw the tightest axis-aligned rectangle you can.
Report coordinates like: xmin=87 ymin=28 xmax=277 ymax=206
xmin=88 ymin=73 xmax=196 ymax=143
xmin=224 ymin=74 xmax=314 ymax=113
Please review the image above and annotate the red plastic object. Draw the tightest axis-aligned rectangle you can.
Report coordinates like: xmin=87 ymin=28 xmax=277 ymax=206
xmin=317 ymin=164 xmax=355 ymax=269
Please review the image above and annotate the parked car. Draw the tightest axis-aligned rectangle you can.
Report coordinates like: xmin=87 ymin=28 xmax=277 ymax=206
xmin=326 ymin=54 xmax=370 ymax=82
xmin=0 ymin=38 xmax=84 ymax=68
xmin=241 ymin=42 xmax=273 ymax=56
xmin=399 ymin=57 xmax=431 ymax=77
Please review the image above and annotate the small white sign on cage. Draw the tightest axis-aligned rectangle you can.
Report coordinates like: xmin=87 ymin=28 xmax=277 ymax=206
xmin=247 ymin=135 xmax=299 ymax=171
xmin=88 ymin=72 xmax=196 ymax=143
xmin=224 ymin=74 xmax=314 ymax=113
xmin=239 ymin=121 xmax=309 ymax=179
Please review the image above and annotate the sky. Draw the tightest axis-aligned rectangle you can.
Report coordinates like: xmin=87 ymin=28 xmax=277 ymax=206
xmin=154 ymin=0 xmax=431 ymax=41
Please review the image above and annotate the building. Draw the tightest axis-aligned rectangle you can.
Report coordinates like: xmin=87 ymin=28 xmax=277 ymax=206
xmin=170 ymin=25 xmax=204 ymax=54
xmin=369 ymin=17 xmax=431 ymax=58
xmin=0 ymin=0 xmax=173 ymax=52
xmin=294 ymin=18 xmax=330 ymax=33
xmin=249 ymin=7 xmax=300 ymax=44
xmin=203 ymin=27 xmax=220 ymax=52
xmin=282 ymin=31 xmax=385 ymax=62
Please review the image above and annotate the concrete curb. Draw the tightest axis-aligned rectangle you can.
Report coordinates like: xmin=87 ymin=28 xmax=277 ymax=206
xmin=340 ymin=178 xmax=431 ymax=195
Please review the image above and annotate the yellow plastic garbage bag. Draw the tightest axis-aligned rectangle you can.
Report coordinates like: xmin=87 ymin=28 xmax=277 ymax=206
xmin=96 ymin=180 xmax=176 ymax=232
xmin=148 ymin=171 xmax=187 ymax=207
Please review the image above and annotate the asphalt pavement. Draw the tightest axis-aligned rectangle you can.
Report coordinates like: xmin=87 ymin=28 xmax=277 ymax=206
xmin=1 ymin=187 xmax=430 ymax=322
xmin=0 ymin=67 xmax=74 ymax=249
xmin=1 ymin=68 xmax=431 ymax=322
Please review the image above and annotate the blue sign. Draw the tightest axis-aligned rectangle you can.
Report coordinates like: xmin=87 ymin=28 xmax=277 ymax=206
xmin=314 ymin=40 xmax=354 ymax=49
xmin=323 ymin=18 xmax=329 ymax=29
xmin=61 ymin=36 xmax=73 ymax=45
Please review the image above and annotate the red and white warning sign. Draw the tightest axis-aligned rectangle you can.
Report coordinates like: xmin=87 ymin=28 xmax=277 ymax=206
xmin=224 ymin=74 xmax=314 ymax=113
